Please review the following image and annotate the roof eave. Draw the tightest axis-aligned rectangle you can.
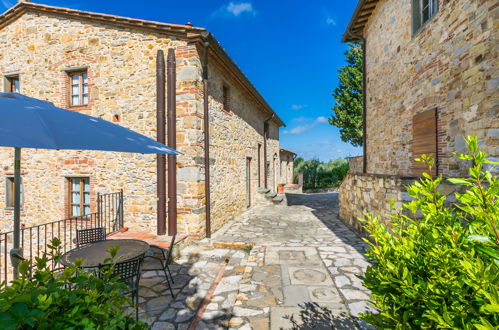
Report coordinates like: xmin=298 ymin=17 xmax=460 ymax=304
xmin=192 ymin=33 xmax=285 ymax=127
xmin=342 ymin=0 xmax=380 ymax=43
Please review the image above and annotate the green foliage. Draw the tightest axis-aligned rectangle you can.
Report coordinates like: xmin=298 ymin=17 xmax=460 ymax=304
xmin=329 ymin=43 xmax=363 ymax=147
xmin=360 ymin=137 xmax=499 ymax=329
xmin=294 ymin=157 xmax=348 ymax=190
xmin=0 ymin=238 xmax=148 ymax=330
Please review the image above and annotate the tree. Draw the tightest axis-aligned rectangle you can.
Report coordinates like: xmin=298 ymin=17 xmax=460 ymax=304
xmin=329 ymin=43 xmax=363 ymax=147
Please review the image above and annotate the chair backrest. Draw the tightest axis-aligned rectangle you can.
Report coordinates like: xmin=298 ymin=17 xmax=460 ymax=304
xmin=165 ymin=234 xmax=176 ymax=263
xmin=76 ymin=227 xmax=106 ymax=247
xmin=99 ymin=256 xmax=143 ymax=284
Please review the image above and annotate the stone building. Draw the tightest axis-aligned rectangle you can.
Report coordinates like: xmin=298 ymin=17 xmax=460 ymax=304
xmin=0 ymin=1 xmax=291 ymax=237
xmin=339 ymin=0 xmax=498 ymax=232
xmin=279 ymin=148 xmax=296 ymax=186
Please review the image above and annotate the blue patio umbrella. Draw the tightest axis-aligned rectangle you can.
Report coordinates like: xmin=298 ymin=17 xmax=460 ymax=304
xmin=0 ymin=93 xmax=179 ymax=277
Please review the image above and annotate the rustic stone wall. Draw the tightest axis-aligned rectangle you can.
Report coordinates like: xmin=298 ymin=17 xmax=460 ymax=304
xmin=208 ymin=61 xmax=281 ymax=233
xmin=0 ymin=12 xmax=204 ymax=234
xmin=363 ymin=0 xmax=498 ymax=177
xmin=0 ymin=10 xmax=285 ymax=238
xmin=347 ymin=156 xmax=363 ymax=174
xmin=339 ymin=172 xmax=463 ymax=236
xmin=279 ymin=151 xmax=294 ymax=185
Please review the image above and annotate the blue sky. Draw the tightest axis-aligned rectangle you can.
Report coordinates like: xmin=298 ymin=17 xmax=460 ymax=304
xmin=0 ymin=0 xmax=362 ymax=161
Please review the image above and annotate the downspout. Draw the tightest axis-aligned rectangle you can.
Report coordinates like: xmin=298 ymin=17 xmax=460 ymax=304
xmin=156 ymin=50 xmax=166 ymax=235
xmin=346 ymin=32 xmax=367 ymax=174
xmin=263 ymin=114 xmax=275 ymax=189
xmin=202 ymin=37 xmax=211 ymax=238
xmin=167 ymin=48 xmax=177 ymax=236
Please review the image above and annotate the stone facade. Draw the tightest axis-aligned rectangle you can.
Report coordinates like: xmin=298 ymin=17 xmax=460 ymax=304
xmin=361 ymin=0 xmax=497 ymax=176
xmin=278 ymin=149 xmax=295 ymax=186
xmin=339 ymin=0 xmax=498 ymax=232
xmin=207 ymin=61 xmax=280 ymax=232
xmin=0 ymin=3 xmax=287 ymax=237
xmin=346 ymin=156 xmax=363 ymax=174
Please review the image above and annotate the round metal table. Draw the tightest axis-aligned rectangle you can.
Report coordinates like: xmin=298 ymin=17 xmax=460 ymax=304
xmin=60 ymin=239 xmax=150 ymax=268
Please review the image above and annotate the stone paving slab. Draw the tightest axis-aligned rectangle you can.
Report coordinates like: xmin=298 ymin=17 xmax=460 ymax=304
xmin=139 ymin=193 xmax=374 ymax=329
xmin=218 ymin=193 xmax=374 ymax=329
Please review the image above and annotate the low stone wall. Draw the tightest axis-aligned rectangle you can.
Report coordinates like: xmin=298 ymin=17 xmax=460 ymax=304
xmin=347 ymin=156 xmax=364 ymax=174
xmin=339 ymin=173 xmax=462 ymax=237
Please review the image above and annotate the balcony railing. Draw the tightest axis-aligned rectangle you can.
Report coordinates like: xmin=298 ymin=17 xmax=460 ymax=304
xmin=0 ymin=190 xmax=123 ymax=284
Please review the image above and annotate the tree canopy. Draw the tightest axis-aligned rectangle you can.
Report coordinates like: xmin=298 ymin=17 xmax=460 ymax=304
xmin=329 ymin=43 xmax=363 ymax=147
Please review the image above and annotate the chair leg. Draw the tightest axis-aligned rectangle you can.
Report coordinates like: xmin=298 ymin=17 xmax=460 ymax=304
xmin=166 ymin=264 xmax=174 ymax=284
xmin=135 ymin=291 xmax=139 ymax=320
xmin=163 ymin=267 xmax=175 ymax=298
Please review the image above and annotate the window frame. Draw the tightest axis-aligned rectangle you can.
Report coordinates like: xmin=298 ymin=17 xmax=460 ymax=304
xmin=412 ymin=0 xmax=439 ymax=36
xmin=67 ymin=177 xmax=91 ymax=217
xmin=6 ymin=176 xmax=23 ymax=209
xmin=68 ymin=70 xmax=89 ymax=107
xmin=4 ymin=74 xmax=20 ymax=93
xmin=222 ymin=84 xmax=231 ymax=112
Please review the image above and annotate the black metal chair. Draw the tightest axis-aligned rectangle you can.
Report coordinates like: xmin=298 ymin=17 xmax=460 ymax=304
xmin=76 ymin=227 xmax=106 ymax=247
xmin=141 ymin=234 xmax=176 ymax=297
xmin=99 ymin=255 xmax=144 ymax=320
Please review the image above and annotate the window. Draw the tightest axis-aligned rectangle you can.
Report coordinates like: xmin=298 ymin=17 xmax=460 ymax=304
xmin=67 ymin=177 xmax=90 ymax=217
xmin=69 ymin=71 xmax=88 ymax=106
xmin=411 ymin=108 xmax=438 ymax=176
xmin=222 ymin=84 xmax=230 ymax=112
xmin=6 ymin=176 xmax=23 ymax=209
xmin=413 ymin=0 xmax=438 ymax=34
xmin=5 ymin=75 xmax=20 ymax=93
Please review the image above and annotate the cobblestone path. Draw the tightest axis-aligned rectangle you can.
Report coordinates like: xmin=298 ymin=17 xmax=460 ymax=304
xmin=139 ymin=193 xmax=374 ymax=329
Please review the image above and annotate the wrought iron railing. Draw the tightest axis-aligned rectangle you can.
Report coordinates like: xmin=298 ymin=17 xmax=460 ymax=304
xmin=0 ymin=190 xmax=123 ymax=284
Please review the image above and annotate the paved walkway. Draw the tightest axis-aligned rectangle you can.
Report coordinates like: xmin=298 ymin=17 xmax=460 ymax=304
xmin=139 ymin=193 xmax=374 ymax=329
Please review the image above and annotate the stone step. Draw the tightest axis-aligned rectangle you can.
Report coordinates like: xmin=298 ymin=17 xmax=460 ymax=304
xmin=266 ymin=191 xmax=277 ymax=199
xmin=257 ymin=188 xmax=271 ymax=194
xmin=272 ymin=195 xmax=284 ymax=204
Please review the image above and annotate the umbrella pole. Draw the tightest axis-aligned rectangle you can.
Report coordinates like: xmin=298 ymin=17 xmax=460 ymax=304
xmin=11 ymin=147 xmax=22 ymax=278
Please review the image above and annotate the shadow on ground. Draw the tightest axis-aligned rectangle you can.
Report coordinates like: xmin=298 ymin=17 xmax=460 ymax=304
xmin=138 ymin=251 xmax=231 ymax=329
xmin=281 ymin=303 xmax=363 ymax=330
xmin=286 ymin=192 xmax=367 ymax=252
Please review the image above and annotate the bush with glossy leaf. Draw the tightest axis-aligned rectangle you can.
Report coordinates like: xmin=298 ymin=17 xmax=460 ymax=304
xmin=0 ymin=238 xmax=148 ymax=329
xmin=360 ymin=137 xmax=498 ymax=329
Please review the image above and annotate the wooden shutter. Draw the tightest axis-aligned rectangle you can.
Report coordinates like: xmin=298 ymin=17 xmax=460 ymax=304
xmin=412 ymin=108 xmax=437 ymax=176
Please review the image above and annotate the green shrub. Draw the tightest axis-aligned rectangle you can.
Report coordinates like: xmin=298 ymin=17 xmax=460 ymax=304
xmin=360 ymin=137 xmax=498 ymax=329
xmin=0 ymin=238 xmax=148 ymax=330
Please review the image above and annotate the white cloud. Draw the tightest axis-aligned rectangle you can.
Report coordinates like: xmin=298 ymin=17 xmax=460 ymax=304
xmin=293 ymin=117 xmax=308 ymax=122
xmin=291 ymin=104 xmax=307 ymax=110
xmin=326 ymin=17 xmax=336 ymax=26
xmin=283 ymin=117 xmax=329 ymax=135
xmin=316 ymin=116 xmax=328 ymax=123
xmin=213 ymin=2 xmax=256 ymax=18
xmin=227 ymin=2 xmax=255 ymax=16
xmin=283 ymin=123 xmax=316 ymax=135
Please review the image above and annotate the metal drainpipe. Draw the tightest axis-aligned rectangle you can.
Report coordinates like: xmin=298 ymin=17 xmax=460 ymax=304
xmin=202 ymin=39 xmax=211 ymax=238
xmin=346 ymin=32 xmax=367 ymax=174
xmin=156 ymin=50 xmax=166 ymax=235
xmin=263 ymin=114 xmax=275 ymax=189
xmin=167 ymin=48 xmax=177 ymax=236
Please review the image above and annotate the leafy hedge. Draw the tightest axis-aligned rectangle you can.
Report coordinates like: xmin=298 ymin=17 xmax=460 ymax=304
xmin=360 ymin=137 xmax=498 ymax=329
xmin=0 ymin=239 xmax=147 ymax=329
xmin=294 ymin=158 xmax=349 ymax=189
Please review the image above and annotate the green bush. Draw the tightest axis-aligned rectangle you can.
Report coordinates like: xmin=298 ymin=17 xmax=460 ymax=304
xmin=0 ymin=238 xmax=148 ymax=330
xmin=360 ymin=137 xmax=498 ymax=329
xmin=295 ymin=157 xmax=349 ymax=190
